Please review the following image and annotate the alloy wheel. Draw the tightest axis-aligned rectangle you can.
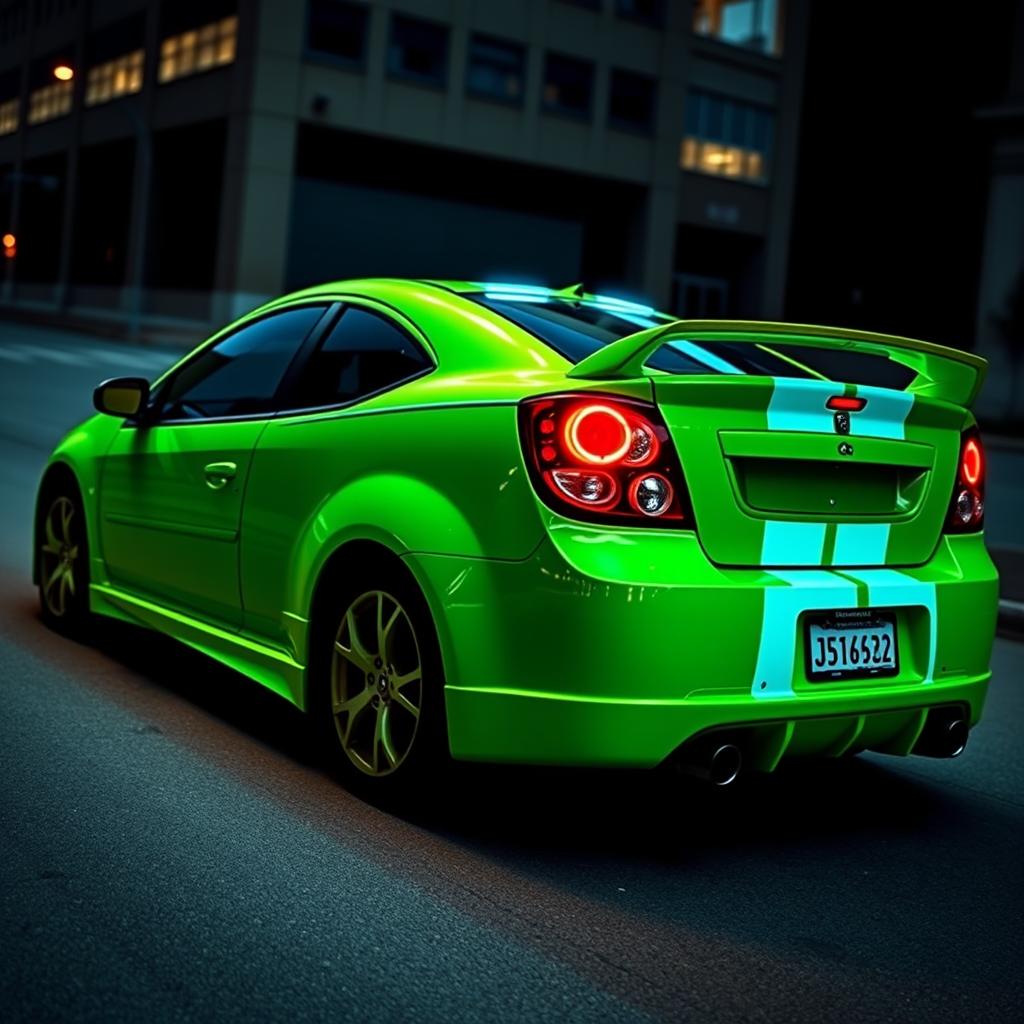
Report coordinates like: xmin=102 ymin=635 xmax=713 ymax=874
xmin=330 ymin=590 xmax=424 ymax=777
xmin=39 ymin=496 xmax=80 ymax=618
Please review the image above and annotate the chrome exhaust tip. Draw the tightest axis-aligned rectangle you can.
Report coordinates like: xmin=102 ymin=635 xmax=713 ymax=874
xmin=708 ymin=743 xmax=743 ymax=786
xmin=914 ymin=712 xmax=969 ymax=759
xmin=675 ymin=739 xmax=743 ymax=786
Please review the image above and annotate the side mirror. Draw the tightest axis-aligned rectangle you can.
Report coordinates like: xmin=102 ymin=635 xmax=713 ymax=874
xmin=93 ymin=377 xmax=150 ymax=418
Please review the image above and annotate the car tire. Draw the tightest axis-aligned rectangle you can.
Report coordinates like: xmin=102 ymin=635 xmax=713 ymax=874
xmin=311 ymin=562 xmax=448 ymax=799
xmin=37 ymin=481 xmax=90 ymax=637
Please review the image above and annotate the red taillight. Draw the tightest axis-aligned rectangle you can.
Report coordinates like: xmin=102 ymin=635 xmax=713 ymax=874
xmin=826 ymin=395 xmax=867 ymax=412
xmin=518 ymin=393 xmax=694 ymax=527
xmin=945 ymin=429 xmax=985 ymax=533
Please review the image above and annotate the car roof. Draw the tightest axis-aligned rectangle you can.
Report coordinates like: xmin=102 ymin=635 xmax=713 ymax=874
xmin=251 ymin=278 xmax=668 ymax=378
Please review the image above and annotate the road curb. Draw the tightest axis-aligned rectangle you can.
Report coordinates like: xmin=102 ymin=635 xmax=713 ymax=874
xmin=998 ymin=598 xmax=1024 ymax=638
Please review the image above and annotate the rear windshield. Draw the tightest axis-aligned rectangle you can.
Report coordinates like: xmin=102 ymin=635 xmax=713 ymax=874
xmin=473 ymin=296 xmax=817 ymax=378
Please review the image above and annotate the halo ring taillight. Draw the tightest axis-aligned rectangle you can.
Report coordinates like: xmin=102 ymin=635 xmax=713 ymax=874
xmin=518 ymin=393 xmax=694 ymax=528
xmin=945 ymin=428 xmax=985 ymax=534
xmin=564 ymin=404 xmax=632 ymax=465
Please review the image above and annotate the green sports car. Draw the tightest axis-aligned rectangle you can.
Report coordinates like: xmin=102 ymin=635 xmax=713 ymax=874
xmin=34 ymin=279 xmax=997 ymax=790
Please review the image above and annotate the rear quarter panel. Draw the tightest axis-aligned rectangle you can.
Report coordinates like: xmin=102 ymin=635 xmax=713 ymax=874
xmin=238 ymin=398 xmax=544 ymax=657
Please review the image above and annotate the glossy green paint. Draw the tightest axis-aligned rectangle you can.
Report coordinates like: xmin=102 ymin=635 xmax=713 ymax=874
xmin=36 ymin=278 xmax=999 ymax=770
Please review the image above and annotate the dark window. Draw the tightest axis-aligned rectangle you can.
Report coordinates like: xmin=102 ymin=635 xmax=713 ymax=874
xmin=615 ymin=0 xmax=664 ymax=26
xmin=608 ymin=68 xmax=656 ymax=131
xmin=466 ymin=34 xmax=525 ymax=105
xmin=557 ymin=0 xmax=602 ymax=9
xmin=387 ymin=14 xmax=448 ymax=87
xmin=284 ymin=306 xmax=431 ymax=409
xmin=87 ymin=12 xmax=145 ymax=64
xmin=542 ymin=53 xmax=594 ymax=119
xmin=471 ymin=296 xmax=815 ymax=377
xmin=160 ymin=0 xmax=235 ymax=37
xmin=157 ymin=306 xmax=327 ymax=420
xmin=307 ymin=0 xmax=368 ymax=64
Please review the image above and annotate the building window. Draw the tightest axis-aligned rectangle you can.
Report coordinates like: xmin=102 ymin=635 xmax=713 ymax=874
xmin=692 ymin=0 xmax=783 ymax=56
xmin=0 ymin=97 xmax=17 ymax=135
xmin=307 ymin=0 xmax=368 ymax=65
xmin=466 ymin=34 xmax=525 ymax=105
xmin=84 ymin=50 xmax=144 ymax=106
xmin=615 ymin=0 xmax=665 ymax=27
xmin=27 ymin=79 xmax=73 ymax=125
xmin=158 ymin=15 xmax=238 ymax=84
xmin=542 ymin=53 xmax=594 ymax=120
xmin=387 ymin=14 xmax=448 ymax=88
xmin=608 ymin=68 xmax=656 ymax=132
xmin=681 ymin=89 xmax=773 ymax=184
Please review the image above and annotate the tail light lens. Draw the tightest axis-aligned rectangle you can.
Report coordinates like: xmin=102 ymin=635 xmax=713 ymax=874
xmin=518 ymin=393 xmax=694 ymax=527
xmin=945 ymin=428 xmax=985 ymax=533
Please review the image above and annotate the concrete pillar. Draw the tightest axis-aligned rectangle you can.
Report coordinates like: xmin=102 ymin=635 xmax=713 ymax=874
xmin=637 ymin=0 xmax=693 ymax=309
xmin=120 ymin=3 xmax=161 ymax=337
xmin=761 ymin=0 xmax=810 ymax=318
xmin=212 ymin=0 xmax=303 ymax=325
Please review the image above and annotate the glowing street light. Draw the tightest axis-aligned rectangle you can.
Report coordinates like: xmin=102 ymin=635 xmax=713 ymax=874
xmin=53 ymin=64 xmax=74 ymax=81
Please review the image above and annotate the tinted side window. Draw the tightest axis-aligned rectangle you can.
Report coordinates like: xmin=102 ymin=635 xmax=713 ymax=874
xmin=157 ymin=306 xmax=327 ymax=420
xmin=284 ymin=306 xmax=431 ymax=409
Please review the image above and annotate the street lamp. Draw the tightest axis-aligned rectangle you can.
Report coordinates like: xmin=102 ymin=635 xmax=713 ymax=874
xmin=53 ymin=64 xmax=74 ymax=82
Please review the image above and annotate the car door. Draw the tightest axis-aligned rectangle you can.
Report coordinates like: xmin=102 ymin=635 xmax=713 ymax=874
xmin=99 ymin=304 xmax=331 ymax=628
xmin=239 ymin=301 xmax=434 ymax=649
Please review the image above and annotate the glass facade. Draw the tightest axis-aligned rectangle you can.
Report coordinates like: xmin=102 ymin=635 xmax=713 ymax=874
xmin=692 ymin=0 xmax=783 ymax=56
xmin=680 ymin=89 xmax=774 ymax=184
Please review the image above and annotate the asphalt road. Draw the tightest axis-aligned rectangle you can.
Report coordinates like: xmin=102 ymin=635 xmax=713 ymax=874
xmin=0 ymin=322 xmax=1021 ymax=1023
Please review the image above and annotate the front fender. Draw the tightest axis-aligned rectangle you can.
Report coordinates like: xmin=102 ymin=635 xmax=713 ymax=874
xmin=33 ymin=414 xmax=122 ymax=586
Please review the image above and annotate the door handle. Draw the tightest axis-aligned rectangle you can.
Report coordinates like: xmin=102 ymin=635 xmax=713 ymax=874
xmin=203 ymin=461 xmax=237 ymax=490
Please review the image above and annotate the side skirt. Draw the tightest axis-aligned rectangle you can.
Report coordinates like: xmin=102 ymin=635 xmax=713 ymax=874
xmin=89 ymin=583 xmax=306 ymax=709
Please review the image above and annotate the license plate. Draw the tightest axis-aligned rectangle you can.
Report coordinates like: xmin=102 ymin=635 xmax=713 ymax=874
xmin=805 ymin=609 xmax=898 ymax=681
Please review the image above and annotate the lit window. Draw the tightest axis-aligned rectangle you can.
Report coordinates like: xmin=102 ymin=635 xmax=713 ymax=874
xmin=0 ymin=97 xmax=17 ymax=135
xmin=159 ymin=15 xmax=237 ymax=84
xmin=542 ymin=53 xmax=594 ymax=120
xmin=680 ymin=89 xmax=773 ymax=184
xmin=692 ymin=0 xmax=783 ymax=56
xmin=27 ymin=78 xmax=73 ymax=125
xmin=466 ymin=34 xmax=525 ymax=105
xmin=84 ymin=49 xmax=144 ymax=106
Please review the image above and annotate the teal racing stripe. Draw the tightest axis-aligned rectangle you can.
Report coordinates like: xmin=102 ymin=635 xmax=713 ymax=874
xmin=840 ymin=568 xmax=938 ymax=681
xmin=751 ymin=570 xmax=859 ymax=698
xmin=831 ymin=523 xmax=891 ymax=566
xmin=761 ymin=521 xmax=827 ymax=565
xmin=849 ymin=385 xmax=914 ymax=440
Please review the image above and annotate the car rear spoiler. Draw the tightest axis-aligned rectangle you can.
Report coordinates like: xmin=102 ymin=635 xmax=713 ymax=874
xmin=566 ymin=319 xmax=988 ymax=408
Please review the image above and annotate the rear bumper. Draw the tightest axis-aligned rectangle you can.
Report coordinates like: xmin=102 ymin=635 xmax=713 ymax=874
xmin=408 ymin=530 xmax=998 ymax=769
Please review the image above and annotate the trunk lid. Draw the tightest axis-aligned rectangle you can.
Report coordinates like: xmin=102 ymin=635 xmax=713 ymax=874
xmin=651 ymin=375 xmax=962 ymax=567
xmin=567 ymin=320 xmax=984 ymax=569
